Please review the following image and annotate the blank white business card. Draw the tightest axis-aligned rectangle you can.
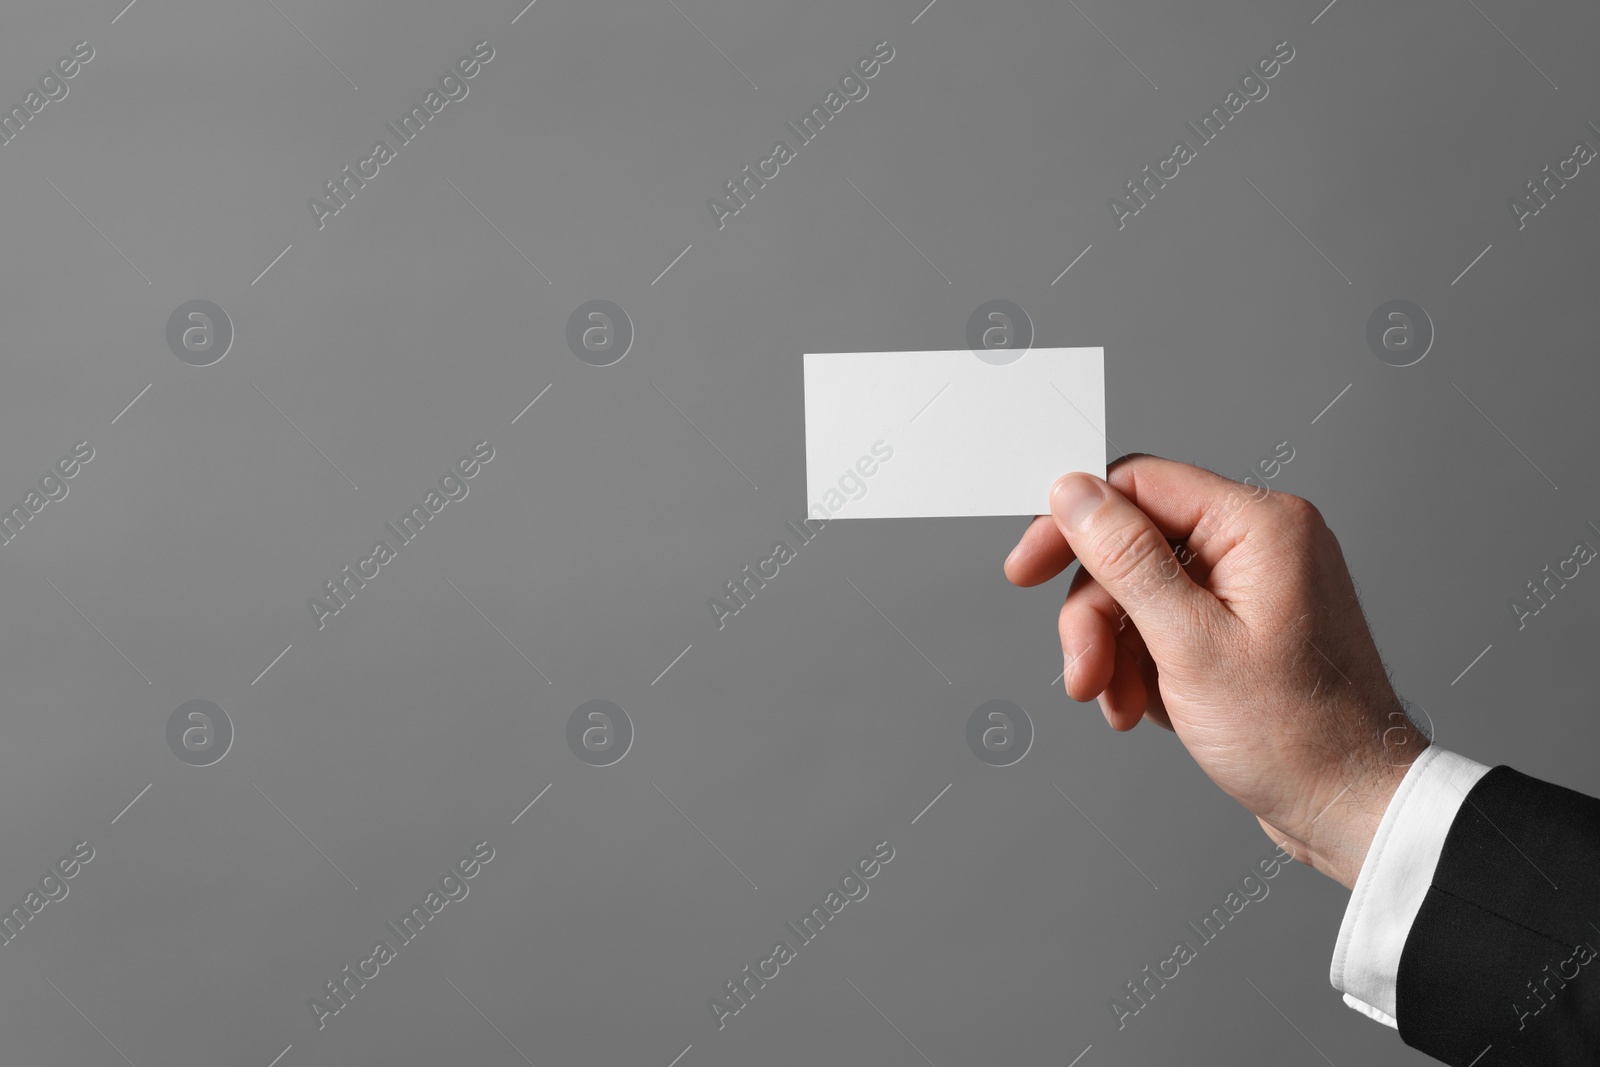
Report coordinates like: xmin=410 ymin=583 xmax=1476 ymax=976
xmin=803 ymin=348 xmax=1106 ymax=518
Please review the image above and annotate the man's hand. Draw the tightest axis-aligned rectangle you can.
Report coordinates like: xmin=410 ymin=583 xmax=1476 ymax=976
xmin=1004 ymin=453 xmax=1429 ymax=889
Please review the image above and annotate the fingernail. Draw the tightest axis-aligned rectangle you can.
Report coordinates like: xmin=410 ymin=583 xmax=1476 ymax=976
xmin=1051 ymin=474 xmax=1106 ymax=532
xmin=1096 ymin=692 xmax=1114 ymax=725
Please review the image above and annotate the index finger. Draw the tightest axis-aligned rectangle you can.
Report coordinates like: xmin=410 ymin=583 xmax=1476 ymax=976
xmin=1004 ymin=513 xmax=1075 ymax=587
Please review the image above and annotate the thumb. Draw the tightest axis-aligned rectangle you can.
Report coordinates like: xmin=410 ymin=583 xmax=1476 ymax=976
xmin=1049 ymin=472 xmax=1220 ymax=660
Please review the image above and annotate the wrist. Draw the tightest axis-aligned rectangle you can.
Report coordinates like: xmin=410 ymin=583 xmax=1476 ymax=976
xmin=1305 ymin=736 xmax=1430 ymax=889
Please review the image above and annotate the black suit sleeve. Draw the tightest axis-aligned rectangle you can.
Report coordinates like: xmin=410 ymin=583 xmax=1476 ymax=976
xmin=1395 ymin=765 xmax=1600 ymax=1066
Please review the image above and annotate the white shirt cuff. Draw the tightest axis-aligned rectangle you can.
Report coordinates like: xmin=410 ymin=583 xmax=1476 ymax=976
xmin=1329 ymin=746 xmax=1492 ymax=1028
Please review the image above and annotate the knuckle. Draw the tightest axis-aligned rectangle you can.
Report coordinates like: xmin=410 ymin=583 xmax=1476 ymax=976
xmin=1272 ymin=492 xmax=1326 ymax=535
xmin=1093 ymin=520 xmax=1171 ymax=588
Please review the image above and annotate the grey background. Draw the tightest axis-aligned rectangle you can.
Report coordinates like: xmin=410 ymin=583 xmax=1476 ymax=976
xmin=0 ymin=0 xmax=1595 ymax=1063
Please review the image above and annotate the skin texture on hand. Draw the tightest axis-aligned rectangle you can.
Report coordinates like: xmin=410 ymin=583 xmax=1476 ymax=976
xmin=1005 ymin=453 xmax=1429 ymax=889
